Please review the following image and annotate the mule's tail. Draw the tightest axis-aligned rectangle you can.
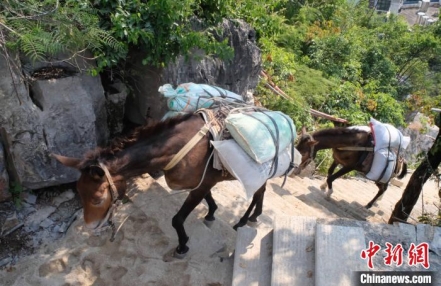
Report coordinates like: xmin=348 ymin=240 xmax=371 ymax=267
xmin=397 ymin=161 xmax=408 ymax=179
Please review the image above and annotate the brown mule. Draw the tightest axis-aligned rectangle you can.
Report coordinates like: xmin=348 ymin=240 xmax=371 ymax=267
xmin=53 ymin=113 xmax=268 ymax=257
xmin=296 ymin=127 xmax=407 ymax=208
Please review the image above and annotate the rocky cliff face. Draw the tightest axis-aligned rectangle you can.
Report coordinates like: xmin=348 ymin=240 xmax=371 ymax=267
xmin=0 ymin=53 xmax=107 ymax=193
xmin=401 ymin=112 xmax=440 ymax=165
xmin=0 ymin=18 xmax=261 ymax=200
xmin=125 ymin=19 xmax=261 ymax=125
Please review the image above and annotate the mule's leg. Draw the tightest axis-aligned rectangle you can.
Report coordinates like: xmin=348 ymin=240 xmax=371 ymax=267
xmin=172 ymin=188 xmax=210 ymax=256
xmin=247 ymin=184 xmax=266 ymax=227
xmin=233 ymin=183 xmax=266 ymax=230
xmin=365 ymin=183 xmax=388 ymax=209
xmin=321 ymin=161 xmax=339 ymax=190
xmin=323 ymin=166 xmax=353 ymax=199
xmin=203 ymin=191 xmax=218 ymax=227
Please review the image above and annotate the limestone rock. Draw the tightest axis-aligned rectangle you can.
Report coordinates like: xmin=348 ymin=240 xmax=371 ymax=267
xmin=0 ymin=142 xmax=10 ymax=202
xmin=0 ymin=53 xmax=107 ymax=189
xmin=125 ymin=19 xmax=261 ymax=124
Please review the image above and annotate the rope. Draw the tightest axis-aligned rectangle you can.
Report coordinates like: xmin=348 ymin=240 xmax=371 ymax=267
xmin=376 ymin=127 xmax=393 ymax=183
xmin=168 ymin=150 xmax=215 ymax=195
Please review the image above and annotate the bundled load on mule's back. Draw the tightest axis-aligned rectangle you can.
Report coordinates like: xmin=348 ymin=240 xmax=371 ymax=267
xmin=159 ymin=82 xmax=247 ymax=120
xmin=295 ymin=117 xmax=410 ymax=208
xmin=365 ymin=118 xmax=411 ymax=184
xmin=214 ymin=110 xmax=301 ymax=199
xmin=159 ymin=82 xmax=302 ymax=199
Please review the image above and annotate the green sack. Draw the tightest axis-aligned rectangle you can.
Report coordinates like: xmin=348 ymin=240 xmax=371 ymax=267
xmin=225 ymin=111 xmax=296 ymax=164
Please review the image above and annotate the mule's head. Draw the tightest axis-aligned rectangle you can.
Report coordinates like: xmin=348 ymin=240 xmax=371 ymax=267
xmin=294 ymin=129 xmax=319 ymax=174
xmin=52 ymin=154 xmax=127 ymax=230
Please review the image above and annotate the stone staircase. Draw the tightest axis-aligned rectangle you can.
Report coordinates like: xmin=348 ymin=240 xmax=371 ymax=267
xmin=232 ymin=215 xmax=441 ymax=286
xmin=156 ymin=172 xmax=441 ymax=286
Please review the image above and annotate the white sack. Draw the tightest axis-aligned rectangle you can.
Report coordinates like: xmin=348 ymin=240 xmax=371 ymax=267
xmin=370 ymin=118 xmax=410 ymax=151
xmin=211 ymin=140 xmax=301 ymax=199
xmin=365 ymin=148 xmax=397 ymax=183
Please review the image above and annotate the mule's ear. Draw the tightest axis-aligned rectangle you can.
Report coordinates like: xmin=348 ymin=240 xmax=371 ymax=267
xmin=51 ymin=154 xmax=81 ymax=169
xmin=301 ymin=126 xmax=307 ymax=135
xmin=308 ymin=140 xmax=319 ymax=146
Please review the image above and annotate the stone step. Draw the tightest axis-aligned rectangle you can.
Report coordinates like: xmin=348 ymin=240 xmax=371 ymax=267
xmin=271 ymin=215 xmax=316 ymax=286
xmin=270 ymin=177 xmax=339 ymax=219
xmin=294 ymin=188 xmax=356 ymax=220
xmin=231 ymin=214 xmax=441 ymax=286
xmin=334 ymin=199 xmax=369 ymax=221
xmin=232 ymin=226 xmax=273 ymax=286
xmin=315 ymin=224 xmax=368 ymax=286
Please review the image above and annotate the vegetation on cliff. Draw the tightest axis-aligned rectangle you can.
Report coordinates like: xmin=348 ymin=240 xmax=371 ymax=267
xmin=1 ymin=0 xmax=440 ymax=126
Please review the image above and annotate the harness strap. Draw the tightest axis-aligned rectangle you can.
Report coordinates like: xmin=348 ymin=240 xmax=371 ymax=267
xmin=96 ymin=162 xmax=121 ymax=241
xmin=337 ymin=146 xmax=374 ymax=151
xmin=99 ymin=162 xmax=119 ymax=202
xmin=243 ymin=112 xmax=279 ymax=178
xmin=279 ymin=113 xmax=296 ymax=188
xmin=163 ymin=123 xmax=211 ymax=171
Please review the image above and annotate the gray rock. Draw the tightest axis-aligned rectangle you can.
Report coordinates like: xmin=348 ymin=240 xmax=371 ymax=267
xmin=106 ymin=81 xmax=128 ymax=137
xmin=0 ymin=52 xmax=48 ymax=190
xmin=0 ymin=52 xmax=108 ymax=189
xmin=51 ymin=189 xmax=75 ymax=207
xmin=40 ymin=218 xmax=54 ymax=228
xmin=22 ymin=192 xmax=37 ymax=205
xmin=24 ymin=206 xmax=56 ymax=231
xmin=125 ymin=19 xmax=261 ymax=124
xmin=401 ymin=112 xmax=439 ymax=165
xmin=0 ymin=142 xmax=10 ymax=202
xmin=58 ymin=222 xmax=67 ymax=233
xmin=0 ymin=256 xmax=12 ymax=268
xmin=1 ymin=212 xmax=22 ymax=236
xmin=17 ymin=202 xmax=36 ymax=218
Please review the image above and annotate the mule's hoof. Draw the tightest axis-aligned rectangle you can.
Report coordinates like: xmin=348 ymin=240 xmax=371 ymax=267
xmin=233 ymin=223 xmax=243 ymax=231
xmin=173 ymin=251 xmax=187 ymax=259
xmin=203 ymin=218 xmax=215 ymax=228
xmin=247 ymin=220 xmax=258 ymax=228
xmin=173 ymin=245 xmax=189 ymax=259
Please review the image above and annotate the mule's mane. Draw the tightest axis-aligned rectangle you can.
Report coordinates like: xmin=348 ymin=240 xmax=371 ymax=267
xmin=80 ymin=113 xmax=194 ymax=167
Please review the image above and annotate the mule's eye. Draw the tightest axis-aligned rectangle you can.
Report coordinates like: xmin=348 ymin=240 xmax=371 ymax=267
xmin=91 ymin=197 xmax=103 ymax=206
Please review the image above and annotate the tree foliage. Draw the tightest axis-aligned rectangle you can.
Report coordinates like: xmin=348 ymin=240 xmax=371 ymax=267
xmin=248 ymin=0 xmax=441 ymax=128
xmin=0 ymin=0 xmax=440 ymax=127
xmin=0 ymin=0 xmax=234 ymax=73
xmin=0 ymin=0 xmax=125 ymax=69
